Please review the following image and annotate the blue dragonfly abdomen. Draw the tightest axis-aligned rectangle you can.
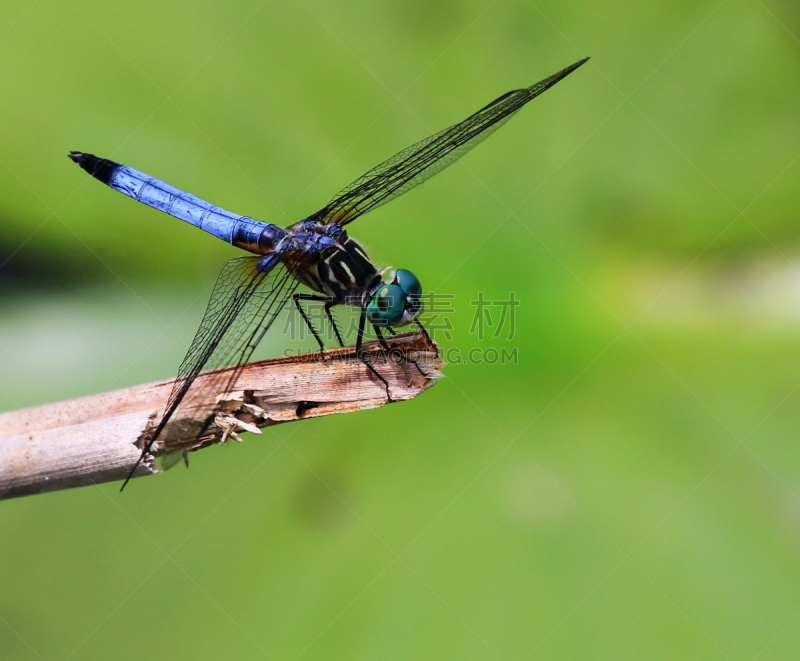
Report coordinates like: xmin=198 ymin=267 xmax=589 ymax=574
xmin=69 ymin=152 xmax=287 ymax=255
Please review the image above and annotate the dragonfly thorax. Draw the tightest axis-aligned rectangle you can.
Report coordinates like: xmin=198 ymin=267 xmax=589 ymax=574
xmin=293 ymin=232 xmax=383 ymax=307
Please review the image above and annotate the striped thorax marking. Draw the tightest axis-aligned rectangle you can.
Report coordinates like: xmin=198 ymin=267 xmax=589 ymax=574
xmin=292 ymin=234 xmax=381 ymax=306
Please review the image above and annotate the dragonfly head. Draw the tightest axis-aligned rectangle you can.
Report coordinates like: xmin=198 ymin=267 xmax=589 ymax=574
xmin=366 ymin=269 xmax=423 ymax=328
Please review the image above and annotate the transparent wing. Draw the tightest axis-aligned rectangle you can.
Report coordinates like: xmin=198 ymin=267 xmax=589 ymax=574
xmin=138 ymin=253 xmax=307 ymax=473
xmin=315 ymin=57 xmax=589 ymax=226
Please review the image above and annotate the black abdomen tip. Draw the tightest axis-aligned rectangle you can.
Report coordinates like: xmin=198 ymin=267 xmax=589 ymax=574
xmin=68 ymin=151 xmax=121 ymax=185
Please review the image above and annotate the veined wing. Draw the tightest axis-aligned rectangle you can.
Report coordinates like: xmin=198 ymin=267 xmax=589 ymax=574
xmin=121 ymin=253 xmax=307 ymax=488
xmin=315 ymin=57 xmax=589 ymax=226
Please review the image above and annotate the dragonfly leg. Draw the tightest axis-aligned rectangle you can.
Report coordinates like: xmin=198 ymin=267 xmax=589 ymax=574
xmin=356 ymin=310 xmax=393 ymax=401
xmin=324 ymin=301 xmax=345 ymax=347
xmin=385 ymin=326 xmax=397 ymax=336
xmin=293 ymin=294 xmax=334 ymax=356
xmin=415 ymin=319 xmax=438 ymax=358
xmin=374 ymin=325 xmax=427 ymax=377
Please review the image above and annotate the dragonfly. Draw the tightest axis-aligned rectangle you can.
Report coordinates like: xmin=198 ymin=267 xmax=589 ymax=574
xmin=70 ymin=57 xmax=588 ymax=490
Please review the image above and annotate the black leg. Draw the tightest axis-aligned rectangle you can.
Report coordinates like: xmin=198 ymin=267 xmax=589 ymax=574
xmin=324 ymin=301 xmax=345 ymax=347
xmin=385 ymin=326 xmax=397 ymax=336
xmin=293 ymin=294 xmax=334 ymax=354
xmin=415 ymin=319 xmax=438 ymax=358
xmin=374 ymin=324 xmax=427 ymax=377
xmin=372 ymin=325 xmax=391 ymax=352
xmin=356 ymin=310 xmax=392 ymax=401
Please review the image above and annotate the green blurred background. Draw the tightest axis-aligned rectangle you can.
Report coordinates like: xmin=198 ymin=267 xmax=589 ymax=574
xmin=2 ymin=0 xmax=800 ymax=658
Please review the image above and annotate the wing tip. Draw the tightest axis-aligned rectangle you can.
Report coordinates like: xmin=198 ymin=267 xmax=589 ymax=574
xmin=566 ymin=56 xmax=591 ymax=73
xmin=535 ymin=56 xmax=590 ymax=90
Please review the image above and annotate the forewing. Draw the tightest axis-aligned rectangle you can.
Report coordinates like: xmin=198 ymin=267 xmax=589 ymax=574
xmin=145 ymin=253 xmax=307 ymax=470
xmin=316 ymin=57 xmax=589 ymax=226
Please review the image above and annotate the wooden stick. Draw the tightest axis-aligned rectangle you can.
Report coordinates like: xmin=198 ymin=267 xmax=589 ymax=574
xmin=0 ymin=332 xmax=443 ymax=499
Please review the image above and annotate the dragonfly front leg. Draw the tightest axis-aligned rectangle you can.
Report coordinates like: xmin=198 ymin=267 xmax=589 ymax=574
xmin=373 ymin=325 xmax=427 ymax=378
xmin=356 ymin=310 xmax=392 ymax=401
xmin=415 ymin=319 xmax=438 ymax=358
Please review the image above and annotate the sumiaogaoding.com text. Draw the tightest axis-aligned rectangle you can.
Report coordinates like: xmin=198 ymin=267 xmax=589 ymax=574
xmin=280 ymin=291 xmax=520 ymax=364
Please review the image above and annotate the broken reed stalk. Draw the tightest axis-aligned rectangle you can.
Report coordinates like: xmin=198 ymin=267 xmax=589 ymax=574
xmin=0 ymin=332 xmax=443 ymax=500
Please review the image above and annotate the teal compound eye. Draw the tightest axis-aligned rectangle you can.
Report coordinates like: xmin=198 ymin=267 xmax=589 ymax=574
xmin=366 ymin=284 xmax=407 ymax=327
xmin=394 ymin=269 xmax=422 ymax=297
